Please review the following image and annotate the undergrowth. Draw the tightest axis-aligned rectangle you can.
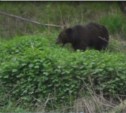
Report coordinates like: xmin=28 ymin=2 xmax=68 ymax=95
xmin=0 ymin=34 xmax=126 ymax=112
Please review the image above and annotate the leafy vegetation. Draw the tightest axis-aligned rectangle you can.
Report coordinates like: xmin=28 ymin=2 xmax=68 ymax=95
xmin=0 ymin=33 xmax=126 ymax=112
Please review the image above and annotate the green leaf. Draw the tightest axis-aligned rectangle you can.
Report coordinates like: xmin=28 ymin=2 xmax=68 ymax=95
xmin=12 ymin=69 xmax=18 ymax=73
xmin=29 ymin=64 xmax=34 ymax=68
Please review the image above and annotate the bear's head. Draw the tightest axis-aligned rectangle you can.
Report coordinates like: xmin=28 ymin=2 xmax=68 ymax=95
xmin=56 ymin=28 xmax=73 ymax=46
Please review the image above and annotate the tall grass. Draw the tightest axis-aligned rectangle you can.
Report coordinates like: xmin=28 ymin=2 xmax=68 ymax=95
xmin=0 ymin=2 xmax=126 ymax=39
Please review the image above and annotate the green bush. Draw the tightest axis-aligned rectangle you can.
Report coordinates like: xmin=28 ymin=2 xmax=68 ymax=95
xmin=0 ymin=35 xmax=126 ymax=109
xmin=99 ymin=13 xmax=126 ymax=35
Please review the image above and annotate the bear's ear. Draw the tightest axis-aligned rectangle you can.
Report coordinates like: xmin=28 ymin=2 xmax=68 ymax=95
xmin=66 ymin=28 xmax=73 ymax=34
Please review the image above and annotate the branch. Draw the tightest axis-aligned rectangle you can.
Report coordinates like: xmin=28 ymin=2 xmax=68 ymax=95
xmin=0 ymin=10 xmax=62 ymax=28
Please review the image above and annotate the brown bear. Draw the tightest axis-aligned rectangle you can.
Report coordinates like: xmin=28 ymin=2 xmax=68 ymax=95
xmin=56 ymin=22 xmax=109 ymax=51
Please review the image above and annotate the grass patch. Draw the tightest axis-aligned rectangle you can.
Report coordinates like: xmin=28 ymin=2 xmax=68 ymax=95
xmin=0 ymin=2 xmax=126 ymax=39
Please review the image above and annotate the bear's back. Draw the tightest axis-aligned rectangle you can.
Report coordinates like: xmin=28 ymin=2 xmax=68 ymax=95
xmin=71 ymin=23 xmax=99 ymax=42
xmin=72 ymin=25 xmax=89 ymax=40
xmin=71 ymin=23 xmax=108 ymax=40
xmin=71 ymin=23 xmax=109 ymax=50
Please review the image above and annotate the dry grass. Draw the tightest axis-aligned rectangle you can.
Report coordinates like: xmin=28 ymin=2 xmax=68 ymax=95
xmin=34 ymin=93 xmax=126 ymax=113
xmin=108 ymin=34 xmax=126 ymax=53
xmin=73 ymin=95 xmax=115 ymax=113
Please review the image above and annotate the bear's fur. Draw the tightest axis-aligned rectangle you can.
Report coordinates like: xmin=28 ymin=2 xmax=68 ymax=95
xmin=56 ymin=22 xmax=109 ymax=51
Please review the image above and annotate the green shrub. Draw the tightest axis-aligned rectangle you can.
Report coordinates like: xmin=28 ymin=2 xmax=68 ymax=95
xmin=99 ymin=13 xmax=126 ymax=35
xmin=0 ymin=34 xmax=126 ymax=109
